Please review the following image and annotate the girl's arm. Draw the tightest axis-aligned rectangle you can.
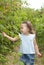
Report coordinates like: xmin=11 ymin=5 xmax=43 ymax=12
xmin=34 ymin=38 xmax=42 ymax=57
xmin=2 ymin=32 xmax=20 ymax=42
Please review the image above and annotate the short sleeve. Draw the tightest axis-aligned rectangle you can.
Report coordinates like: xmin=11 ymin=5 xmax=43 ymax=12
xmin=18 ymin=33 xmax=22 ymax=39
xmin=33 ymin=34 xmax=36 ymax=40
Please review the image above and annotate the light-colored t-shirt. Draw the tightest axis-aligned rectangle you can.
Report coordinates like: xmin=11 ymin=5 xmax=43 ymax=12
xmin=18 ymin=33 xmax=35 ymax=54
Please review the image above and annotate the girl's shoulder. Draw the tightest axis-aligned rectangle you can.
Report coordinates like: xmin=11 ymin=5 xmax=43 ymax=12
xmin=18 ymin=33 xmax=23 ymax=38
xmin=30 ymin=34 xmax=36 ymax=39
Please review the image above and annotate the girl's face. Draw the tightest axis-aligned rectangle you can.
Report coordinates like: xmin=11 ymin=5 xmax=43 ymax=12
xmin=20 ymin=23 xmax=29 ymax=34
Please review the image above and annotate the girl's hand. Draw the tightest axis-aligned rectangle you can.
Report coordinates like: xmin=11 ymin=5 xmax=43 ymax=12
xmin=2 ymin=32 xmax=7 ymax=37
xmin=37 ymin=52 xmax=42 ymax=58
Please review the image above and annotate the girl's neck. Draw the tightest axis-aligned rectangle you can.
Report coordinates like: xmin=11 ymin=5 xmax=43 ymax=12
xmin=23 ymin=32 xmax=30 ymax=35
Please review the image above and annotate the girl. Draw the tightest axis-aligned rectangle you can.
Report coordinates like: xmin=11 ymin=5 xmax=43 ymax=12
xmin=2 ymin=20 xmax=42 ymax=65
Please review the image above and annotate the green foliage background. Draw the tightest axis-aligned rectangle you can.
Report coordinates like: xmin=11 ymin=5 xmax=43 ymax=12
xmin=0 ymin=0 xmax=44 ymax=64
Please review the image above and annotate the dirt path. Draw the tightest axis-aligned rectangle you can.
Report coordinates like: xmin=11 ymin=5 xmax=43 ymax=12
xmin=0 ymin=52 xmax=44 ymax=65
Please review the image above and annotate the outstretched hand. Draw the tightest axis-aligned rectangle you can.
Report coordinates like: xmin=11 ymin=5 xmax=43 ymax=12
xmin=2 ymin=32 xmax=7 ymax=37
